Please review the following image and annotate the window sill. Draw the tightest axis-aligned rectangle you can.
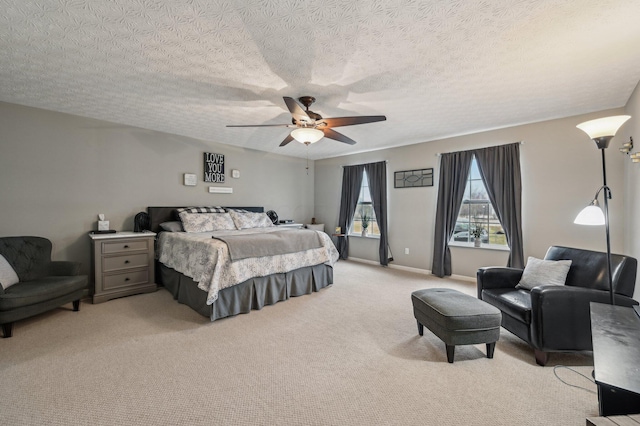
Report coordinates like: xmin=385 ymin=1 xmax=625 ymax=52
xmin=348 ymin=233 xmax=380 ymax=239
xmin=449 ymin=241 xmax=510 ymax=252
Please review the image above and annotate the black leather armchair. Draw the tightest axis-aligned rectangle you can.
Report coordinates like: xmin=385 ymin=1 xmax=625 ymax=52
xmin=477 ymin=246 xmax=638 ymax=365
xmin=0 ymin=236 xmax=88 ymax=338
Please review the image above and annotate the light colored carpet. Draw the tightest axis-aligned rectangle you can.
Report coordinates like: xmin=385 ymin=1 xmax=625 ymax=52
xmin=0 ymin=260 xmax=598 ymax=425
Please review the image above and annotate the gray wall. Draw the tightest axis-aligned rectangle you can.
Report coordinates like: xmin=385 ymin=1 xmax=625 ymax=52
xmin=622 ymin=81 xmax=640 ymax=300
xmin=315 ymin=107 xmax=638 ymax=299
xmin=0 ymin=102 xmax=315 ymax=275
xmin=2 ymin=95 xmax=639 ymax=301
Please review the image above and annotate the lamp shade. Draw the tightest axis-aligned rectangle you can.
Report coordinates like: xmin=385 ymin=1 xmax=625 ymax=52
xmin=574 ymin=201 xmax=605 ymax=225
xmin=576 ymin=115 xmax=630 ymax=139
xmin=291 ymin=128 xmax=324 ymax=144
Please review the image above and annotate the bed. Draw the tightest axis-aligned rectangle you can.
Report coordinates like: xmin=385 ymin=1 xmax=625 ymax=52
xmin=145 ymin=206 xmax=338 ymax=321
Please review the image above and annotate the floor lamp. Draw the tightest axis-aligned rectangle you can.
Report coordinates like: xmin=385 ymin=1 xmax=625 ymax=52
xmin=574 ymin=115 xmax=631 ymax=305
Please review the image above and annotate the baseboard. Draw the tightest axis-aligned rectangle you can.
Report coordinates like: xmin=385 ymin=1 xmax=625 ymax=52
xmin=346 ymin=257 xmax=476 ymax=282
xmin=449 ymin=274 xmax=476 ymax=283
xmin=347 ymin=256 xmax=428 ymax=272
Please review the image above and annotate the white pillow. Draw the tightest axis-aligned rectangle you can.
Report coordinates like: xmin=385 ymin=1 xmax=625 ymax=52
xmin=0 ymin=254 xmax=19 ymax=291
xmin=516 ymin=256 xmax=572 ymax=290
xmin=179 ymin=212 xmax=236 ymax=233
xmin=227 ymin=210 xmax=274 ymax=229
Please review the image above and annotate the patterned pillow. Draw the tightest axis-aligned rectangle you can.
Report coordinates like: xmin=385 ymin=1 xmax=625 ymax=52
xmin=0 ymin=254 xmax=19 ymax=291
xmin=228 ymin=209 xmax=274 ymax=229
xmin=516 ymin=257 xmax=572 ymax=290
xmin=175 ymin=206 xmax=227 ymax=215
xmin=179 ymin=212 xmax=236 ymax=232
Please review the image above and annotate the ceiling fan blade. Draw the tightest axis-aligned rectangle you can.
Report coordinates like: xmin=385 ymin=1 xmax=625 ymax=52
xmin=323 ymin=128 xmax=356 ymax=145
xmin=283 ymin=97 xmax=311 ymax=123
xmin=226 ymin=124 xmax=292 ymax=127
xmin=320 ymin=115 xmax=386 ymax=128
xmin=279 ymin=133 xmax=295 ymax=147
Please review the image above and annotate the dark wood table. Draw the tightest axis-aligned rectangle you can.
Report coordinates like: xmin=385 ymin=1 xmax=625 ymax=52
xmin=590 ymin=302 xmax=640 ymax=416
xmin=586 ymin=413 xmax=640 ymax=425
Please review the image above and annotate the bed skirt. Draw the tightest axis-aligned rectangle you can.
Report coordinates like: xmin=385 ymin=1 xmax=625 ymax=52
xmin=159 ymin=263 xmax=334 ymax=321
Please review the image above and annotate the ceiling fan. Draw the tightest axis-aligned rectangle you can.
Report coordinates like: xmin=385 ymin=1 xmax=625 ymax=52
xmin=227 ymin=96 xmax=386 ymax=147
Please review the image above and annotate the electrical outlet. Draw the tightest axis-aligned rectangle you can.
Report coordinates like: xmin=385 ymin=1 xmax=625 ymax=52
xmin=404 ymin=248 xmax=409 ymax=255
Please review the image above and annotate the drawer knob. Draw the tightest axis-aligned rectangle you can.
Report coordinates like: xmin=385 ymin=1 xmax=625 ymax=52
xmin=125 ymin=277 xmax=130 ymax=282
xmin=124 ymin=260 xmax=130 ymax=264
xmin=123 ymin=245 xmax=129 ymax=249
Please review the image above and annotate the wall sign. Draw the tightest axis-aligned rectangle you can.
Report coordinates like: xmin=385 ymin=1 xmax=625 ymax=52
xmin=183 ymin=173 xmax=197 ymax=186
xmin=204 ymin=152 xmax=225 ymax=183
xmin=394 ymin=168 xmax=433 ymax=188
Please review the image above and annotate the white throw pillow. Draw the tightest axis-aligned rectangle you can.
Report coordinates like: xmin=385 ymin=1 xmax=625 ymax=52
xmin=516 ymin=256 xmax=572 ymax=290
xmin=0 ymin=254 xmax=19 ymax=291
xmin=179 ymin=212 xmax=236 ymax=232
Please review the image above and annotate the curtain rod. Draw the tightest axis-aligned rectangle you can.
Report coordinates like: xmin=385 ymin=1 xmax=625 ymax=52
xmin=435 ymin=141 xmax=524 ymax=157
xmin=340 ymin=160 xmax=389 ymax=168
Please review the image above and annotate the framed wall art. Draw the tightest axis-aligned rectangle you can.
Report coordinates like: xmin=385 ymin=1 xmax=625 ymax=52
xmin=204 ymin=152 xmax=225 ymax=183
xmin=183 ymin=173 xmax=197 ymax=186
xmin=394 ymin=168 xmax=433 ymax=188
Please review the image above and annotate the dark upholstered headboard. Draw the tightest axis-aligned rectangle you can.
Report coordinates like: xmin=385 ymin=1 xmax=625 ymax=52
xmin=146 ymin=206 xmax=264 ymax=233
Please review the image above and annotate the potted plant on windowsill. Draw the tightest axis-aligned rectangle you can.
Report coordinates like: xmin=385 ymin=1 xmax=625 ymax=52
xmin=361 ymin=212 xmax=370 ymax=237
xmin=470 ymin=222 xmax=484 ymax=247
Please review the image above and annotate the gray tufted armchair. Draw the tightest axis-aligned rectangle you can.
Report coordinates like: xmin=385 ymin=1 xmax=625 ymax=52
xmin=0 ymin=236 xmax=88 ymax=337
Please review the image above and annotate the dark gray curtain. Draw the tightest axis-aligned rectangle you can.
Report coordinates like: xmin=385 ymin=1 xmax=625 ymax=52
xmin=337 ymin=164 xmax=364 ymax=259
xmin=364 ymin=161 xmax=391 ymax=266
xmin=473 ymin=143 xmax=524 ymax=268
xmin=431 ymin=151 xmax=474 ymax=277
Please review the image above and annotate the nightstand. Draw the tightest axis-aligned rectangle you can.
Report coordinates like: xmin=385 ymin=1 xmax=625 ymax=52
xmin=277 ymin=223 xmax=304 ymax=228
xmin=89 ymin=231 xmax=157 ymax=303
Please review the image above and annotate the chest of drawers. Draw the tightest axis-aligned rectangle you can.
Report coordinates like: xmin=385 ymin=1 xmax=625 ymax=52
xmin=89 ymin=232 xmax=157 ymax=303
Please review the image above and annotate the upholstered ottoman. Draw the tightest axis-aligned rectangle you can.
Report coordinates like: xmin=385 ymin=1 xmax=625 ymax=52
xmin=411 ymin=288 xmax=501 ymax=363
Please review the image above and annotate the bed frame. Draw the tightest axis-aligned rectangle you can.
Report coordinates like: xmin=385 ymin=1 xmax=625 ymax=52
xmin=146 ymin=206 xmax=334 ymax=321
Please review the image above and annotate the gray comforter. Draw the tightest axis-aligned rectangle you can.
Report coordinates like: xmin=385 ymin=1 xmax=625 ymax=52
xmin=212 ymin=229 xmax=323 ymax=261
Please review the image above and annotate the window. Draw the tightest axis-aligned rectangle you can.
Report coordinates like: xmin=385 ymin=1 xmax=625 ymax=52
xmin=350 ymin=171 xmax=380 ymax=237
xmin=451 ymin=157 xmax=507 ymax=246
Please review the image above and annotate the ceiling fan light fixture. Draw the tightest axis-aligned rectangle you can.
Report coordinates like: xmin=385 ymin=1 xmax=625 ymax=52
xmin=291 ymin=127 xmax=324 ymax=144
xmin=228 ymin=96 xmax=384 ymax=147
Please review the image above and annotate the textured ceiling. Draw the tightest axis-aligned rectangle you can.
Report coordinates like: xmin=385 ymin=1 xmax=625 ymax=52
xmin=1 ymin=0 xmax=640 ymax=160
